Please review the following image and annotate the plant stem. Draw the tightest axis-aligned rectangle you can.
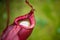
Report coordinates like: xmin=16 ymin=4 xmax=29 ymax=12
xmin=6 ymin=0 xmax=10 ymax=27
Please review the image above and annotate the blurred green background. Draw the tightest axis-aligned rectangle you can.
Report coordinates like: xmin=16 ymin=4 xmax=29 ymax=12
xmin=0 ymin=0 xmax=60 ymax=40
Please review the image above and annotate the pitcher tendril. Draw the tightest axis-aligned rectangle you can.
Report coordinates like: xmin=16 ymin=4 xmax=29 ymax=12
xmin=25 ymin=0 xmax=33 ymax=9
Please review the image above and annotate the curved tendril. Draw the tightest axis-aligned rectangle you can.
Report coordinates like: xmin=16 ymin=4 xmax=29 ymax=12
xmin=25 ymin=0 xmax=35 ymax=18
xmin=25 ymin=0 xmax=33 ymax=9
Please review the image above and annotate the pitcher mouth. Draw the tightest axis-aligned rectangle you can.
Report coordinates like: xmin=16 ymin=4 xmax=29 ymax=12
xmin=20 ymin=21 xmax=30 ymax=27
xmin=18 ymin=19 xmax=30 ymax=27
xmin=14 ymin=9 xmax=35 ymax=29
